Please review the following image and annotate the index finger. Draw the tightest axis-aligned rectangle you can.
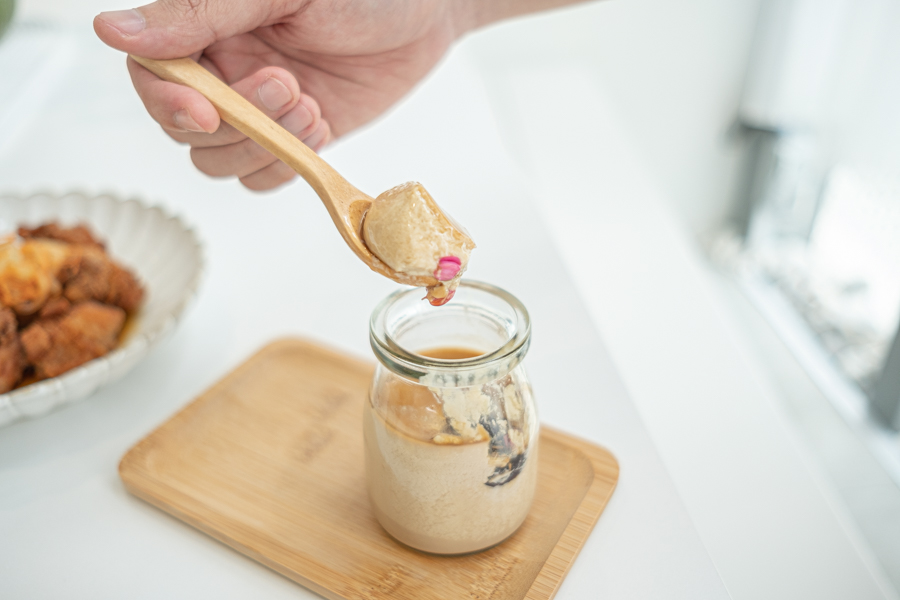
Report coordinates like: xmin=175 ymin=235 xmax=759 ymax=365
xmin=127 ymin=55 xmax=221 ymax=135
xmin=127 ymin=57 xmax=302 ymax=147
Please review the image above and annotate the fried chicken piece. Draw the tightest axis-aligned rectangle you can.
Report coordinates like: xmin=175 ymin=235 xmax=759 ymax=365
xmin=62 ymin=246 xmax=144 ymax=313
xmin=0 ymin=307 xmax=25 ymax=393
xmin=0 ymin=238 xmax=73 ymax=316
xmin=0 ymin=235 xmax=143 ymax=316
xmin=38 ymin=296 xmax=72 ymax=319
xmin=0 ymin=222 xmax=143 ymax=387
xmin=20 ymin=301 xmax=125 ymax=379
xmin=14 ymin=296 xmax=71 ymax=330
xmin=18 ymin=223 xmax=105 ymax=250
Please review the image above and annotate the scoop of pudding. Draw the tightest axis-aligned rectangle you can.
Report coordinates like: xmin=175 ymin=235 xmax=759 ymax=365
xmin=362 ymin=182 xmax=475 ymax=305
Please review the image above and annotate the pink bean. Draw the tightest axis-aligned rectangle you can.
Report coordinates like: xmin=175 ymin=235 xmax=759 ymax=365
xmin=433 ymin=256 xmax=461 ymax=281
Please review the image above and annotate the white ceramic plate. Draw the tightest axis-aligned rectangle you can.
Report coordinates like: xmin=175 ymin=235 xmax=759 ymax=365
xmin=0 ymin=191 xmax=203 ymax=427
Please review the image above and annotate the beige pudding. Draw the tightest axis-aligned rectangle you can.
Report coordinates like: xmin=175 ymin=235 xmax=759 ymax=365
xmin=364 ymin=347 xmax=538 ymax=555
xmin=362 ymin=182 xmax=475 ymax=306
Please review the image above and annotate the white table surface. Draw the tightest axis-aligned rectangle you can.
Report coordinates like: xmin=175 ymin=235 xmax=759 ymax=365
xmin=0 ymin=28 xmax=730 ymax=599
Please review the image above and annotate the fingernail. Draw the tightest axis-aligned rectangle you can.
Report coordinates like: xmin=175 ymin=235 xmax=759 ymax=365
xmin=258 ymin=78 xmax=292 ymax=111
xmin=98 ymin=9 xmax=145 ymax=36
xmin=174 ymin=109 xmax=205 ymax=133
xmin=279 ymin=105 xmax=313 ymax=134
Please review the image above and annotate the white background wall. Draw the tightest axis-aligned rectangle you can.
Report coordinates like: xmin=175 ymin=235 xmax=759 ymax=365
xmin=821 ymin=0 xmax=900 ymax=172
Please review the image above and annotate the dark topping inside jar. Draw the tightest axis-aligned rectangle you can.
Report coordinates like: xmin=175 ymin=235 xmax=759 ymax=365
xmin=376 ymin=347 xmax=533 ymax=487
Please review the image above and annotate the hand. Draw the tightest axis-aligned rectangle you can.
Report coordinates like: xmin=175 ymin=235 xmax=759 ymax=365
xmin=94 ymin=0 xmax=471 ymax=190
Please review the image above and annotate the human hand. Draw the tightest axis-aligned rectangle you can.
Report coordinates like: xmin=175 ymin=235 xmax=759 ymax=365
xmin=94 ymin=0 xmax=471 ymax=190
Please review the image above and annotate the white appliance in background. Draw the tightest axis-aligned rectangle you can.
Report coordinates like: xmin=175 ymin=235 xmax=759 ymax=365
xmin=736 ymin=0 xmax=848 ymax=241
xmin=739 ymin=0 xmax=848 ymax=131
xmin=726 ymin=0 xmax=900 ymax=460
xmin=736 ymin=0 xmax=900 ymax=243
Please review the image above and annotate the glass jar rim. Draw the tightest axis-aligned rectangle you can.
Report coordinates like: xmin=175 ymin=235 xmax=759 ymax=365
xmin=369 ymin=280 xmax=531 ymax=382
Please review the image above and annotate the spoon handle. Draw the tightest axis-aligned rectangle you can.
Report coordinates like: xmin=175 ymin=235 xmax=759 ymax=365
xmin=129 ymin=55 xmax=352 ymax=201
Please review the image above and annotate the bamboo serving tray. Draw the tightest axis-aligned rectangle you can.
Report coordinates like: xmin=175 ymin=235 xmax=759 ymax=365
xmin=120 ymin=338 xmax=619 ymax=600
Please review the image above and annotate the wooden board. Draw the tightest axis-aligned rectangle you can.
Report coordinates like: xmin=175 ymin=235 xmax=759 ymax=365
xmin=120 ymin=338 xmax=619 ymax=600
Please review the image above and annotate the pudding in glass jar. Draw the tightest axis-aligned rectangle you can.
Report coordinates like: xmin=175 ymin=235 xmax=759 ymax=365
xmin=365 ymin=282 xmax=538 ymax=554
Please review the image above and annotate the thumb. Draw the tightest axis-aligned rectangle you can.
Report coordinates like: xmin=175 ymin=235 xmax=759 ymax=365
xmin=93 ymin=0 xmax=270 ymax=58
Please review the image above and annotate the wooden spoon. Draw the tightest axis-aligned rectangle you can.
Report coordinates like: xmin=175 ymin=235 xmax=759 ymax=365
xmin=130 ymin=55 xmax=436 ymax=288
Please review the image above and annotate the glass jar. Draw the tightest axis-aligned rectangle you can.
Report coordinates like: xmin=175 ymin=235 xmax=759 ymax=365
xmin=365 ymin=281 xmax=538 ymax=555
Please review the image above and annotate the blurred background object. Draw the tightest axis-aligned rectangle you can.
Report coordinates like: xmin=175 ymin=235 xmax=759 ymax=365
xmin=0 ymin=0 xmax=14 ymax=41
xmin=726 ymin=0 xmax=900 ymax=420
xmin=719 ymin=0 xmax=900 ymax=476
xmin=705 ymin=0 xmax=900 ymax=589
